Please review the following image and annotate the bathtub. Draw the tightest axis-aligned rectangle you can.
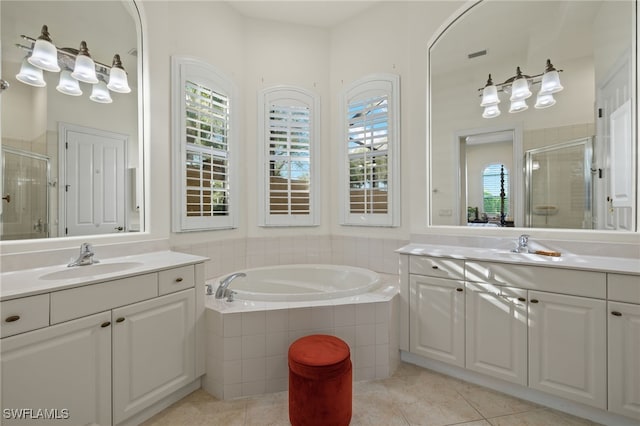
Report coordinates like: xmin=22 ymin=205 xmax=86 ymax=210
xmin=210 ymin=264 xmax=380 ymax=301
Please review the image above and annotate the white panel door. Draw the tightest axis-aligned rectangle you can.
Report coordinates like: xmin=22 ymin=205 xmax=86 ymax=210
xmin=608 ymin=301 xmax=640 ymax=421
xmin=410 ymin=275 xmax=465 ymax=367
xmin=528 ymin=291 xmax=606 ymax=409
xmin=112 ymin=289 xmax=195 ymax=424
xmin=61 ymin=123 xmax=127 ymax=236
xmin=466 ymin=283 xmax=527 ymax=385
xmin=0 ymin=311 xmax=112 ymax=426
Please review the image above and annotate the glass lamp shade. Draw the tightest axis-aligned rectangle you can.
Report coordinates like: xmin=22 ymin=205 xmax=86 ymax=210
xmin=480 ymin=84 xmax=500 ymax=107
xmin=107 ymin=67 xmax=131 ymax=93
xmin=71 ymin=54 xmax=99 ymax=84
xmin=509 ymin=99 xmax=528 ymax=113
xmin=540 ymin=70 xmax=563 ymax=94
xmin=482 ymin=104 xmax=501 ymax=119
xmin=16 ymin=58 xmax=46 ymax=87
xmin=56 ymin=70 xmax=82 ymax=96
xmin=28 ymin=39 xmax=60 ymax=72
xmin=509 ymin=77 xmax=532 ymax=101
xmin=90 ymin=80 xmax=113 ymax=103
xmin=534 ymin=92 xmax=556 ymax=109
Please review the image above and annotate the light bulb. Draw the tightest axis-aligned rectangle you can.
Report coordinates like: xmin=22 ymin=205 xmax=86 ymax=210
xmin=90 ymin=80 xmax=113 ymax=103
xmin=71 ymin=41 xmax=99 ymax=84
xmin=28 ymin=25 xmax=60 ymax=72
xmin=16 ymin=57 xmax=46 ymax=87
xmin=56 ymin=70 xmax=82 ymax=96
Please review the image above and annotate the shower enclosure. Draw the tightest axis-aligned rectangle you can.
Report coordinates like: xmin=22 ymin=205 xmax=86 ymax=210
xmin=1 ymin=146 xmax=50 ymax=240
xmin=525 ymin=137 xmax=593 ymax=229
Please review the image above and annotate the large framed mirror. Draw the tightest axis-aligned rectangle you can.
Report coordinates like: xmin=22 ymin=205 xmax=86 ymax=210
xmin=429 ymin=0 xmax=637 ymax=231
xmin=1 ymin=0 xmax=143 ymax=240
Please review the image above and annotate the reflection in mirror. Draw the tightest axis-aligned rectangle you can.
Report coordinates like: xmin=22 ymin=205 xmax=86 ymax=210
xmin=1 ymin=1 xmax=142 ymax=240
xmin=429 ymin=0 xmax=636 ymax=231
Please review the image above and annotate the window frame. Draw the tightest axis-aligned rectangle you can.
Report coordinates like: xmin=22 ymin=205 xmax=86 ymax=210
xmin=482 ymin=163 xmax=510 ymax=217
xmin=339 ymin=73 xmax=400 ymax=227
xmin=257 ymin=85 xmax=320 ymax=227
xmin=171 ymin=56 xmax=239 ymax=232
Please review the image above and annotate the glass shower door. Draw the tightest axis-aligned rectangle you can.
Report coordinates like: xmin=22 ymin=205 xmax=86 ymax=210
xmin=525 ymin=138 xmax=593 ymax=229
xmin=1 ymin=147 xmax=50 ymax=240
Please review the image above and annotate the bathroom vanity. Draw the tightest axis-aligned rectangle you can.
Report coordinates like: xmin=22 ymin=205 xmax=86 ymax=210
xmin=0 ymin=251 xmax=207 ymax=426
xmin=398 ymin=244 xmax=640 ymax=424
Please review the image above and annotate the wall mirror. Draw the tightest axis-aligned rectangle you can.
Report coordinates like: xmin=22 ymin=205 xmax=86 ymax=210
xmin=1 ymin=0 xmax=143 ymax=240
xmin=429 ymin=0 xmax=637 ymax=231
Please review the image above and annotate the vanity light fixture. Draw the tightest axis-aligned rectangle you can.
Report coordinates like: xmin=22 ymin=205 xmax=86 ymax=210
xmin=479 ymin=59 xmax=563 ymax=118
xmin=14 ymin=24 xmax=132 ymax=101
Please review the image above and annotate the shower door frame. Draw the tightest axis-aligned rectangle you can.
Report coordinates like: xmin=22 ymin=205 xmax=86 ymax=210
xmin=1 ymin=146 xmax=51 ymax=239
xmin=524 ymin=137 xmax=594 ymax=229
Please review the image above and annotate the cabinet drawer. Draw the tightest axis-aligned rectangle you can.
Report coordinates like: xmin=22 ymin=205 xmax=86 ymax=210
xmin=608 ymin=273 xmax=640 ymax=304
xmin=410 ymin=256 xmax=465 ymax=280
xmin=1 ymin=294 xmax=50 ymax=338
xmin=50 ymin=273 xmax=158 ymax=324
xmin=158 ymin=265 xmax=195 ymax=295
xmin=465 ymin=261 xmax=606 ymax=299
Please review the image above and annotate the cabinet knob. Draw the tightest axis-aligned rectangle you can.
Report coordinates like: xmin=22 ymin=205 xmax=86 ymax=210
xmin=611 ymin=311 xmax=622 ymax=317
xmin=175 ymin=277 xmax=184 ymax=283
xmin=456 ymin=288 xmax=464 ymax=292
xmin=517 ymin=297 xmax=526 ymax=302
xmin=432 ymin=266 xmax=439 ymax=270
xmin=116 ymin=317 xmax=126 ymax=323
xmin=530 ymin=299 xmax=539 ymax=304
xmin=101 ymin=321 xmax=111 ymax=328
xmin=5 ymin=315 xmax=20 ymax=323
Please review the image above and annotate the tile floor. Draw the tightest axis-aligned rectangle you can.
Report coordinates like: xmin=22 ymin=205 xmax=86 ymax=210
xmin=142 ymin=362 xmax=600 ymax=426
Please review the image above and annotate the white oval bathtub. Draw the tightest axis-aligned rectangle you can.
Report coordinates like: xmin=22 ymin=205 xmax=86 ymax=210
xmin=210 ymin=264 xmax=380 ymax=301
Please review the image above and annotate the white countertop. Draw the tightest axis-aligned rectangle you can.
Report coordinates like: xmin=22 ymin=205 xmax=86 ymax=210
xmin=0 ymin=251 xmax=208 ymax=301
xmin=397 ymin=243 xmax=640 ymax=275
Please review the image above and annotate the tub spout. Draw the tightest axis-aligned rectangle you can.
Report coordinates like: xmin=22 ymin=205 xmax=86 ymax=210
xmin=215 ymin=272 xmax=247 ymax=299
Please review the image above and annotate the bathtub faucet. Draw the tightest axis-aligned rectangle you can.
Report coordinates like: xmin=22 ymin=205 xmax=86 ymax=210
xmin=215 ymin=272 xmax=246 ymax=299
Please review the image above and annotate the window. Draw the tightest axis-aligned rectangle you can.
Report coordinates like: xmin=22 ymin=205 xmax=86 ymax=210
xmin=172 ymin=56 xmax=238 ymax=231
xmin=339 ymin=74 xmax=400 ymax=226
xmin=482 ymin=163 xmax=509 ymax=217
xmin=258 ymin=86 xmax=320 ymax=226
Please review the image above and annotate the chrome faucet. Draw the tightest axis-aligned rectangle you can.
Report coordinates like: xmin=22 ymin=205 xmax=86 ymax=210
xmin=513 ymin=234 xmax=530 ymax=253
xmin=68 ymin=243 xmax=98 ymax=267
xmin=215 ymin=272 xmax=246 ymax=299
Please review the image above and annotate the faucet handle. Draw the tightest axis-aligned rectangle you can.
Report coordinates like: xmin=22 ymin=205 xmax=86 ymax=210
xmin=518 ymin=234 xmax=529 ymax=245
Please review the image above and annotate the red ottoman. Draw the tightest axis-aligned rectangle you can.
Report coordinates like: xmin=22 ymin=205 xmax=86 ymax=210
xmin=288 ymin=334 xmax=352 ymax=426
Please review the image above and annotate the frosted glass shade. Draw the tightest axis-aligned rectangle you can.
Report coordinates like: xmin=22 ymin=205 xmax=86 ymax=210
xmin=56 ymin=70 xmax=82 ymax=96
xmin=90 ymin=81 xmax=113 ymax=103
xmin=540 ymin=70 xmax=563 ymax=94
xmin=71 ymin=54 xmax=99 ymax=84
xmin=482 ymin=104 xmax=501 ymax=118
xmin=534 ymin=92 xmax=556 ymax=109
xmin=509 ymin=99 xmax=528 ymax=113
xmin=510 ymin=77 xmax=532 ymax=101
xmin=107 ymin=67 xmax=131 ymax=93
xmin=16 ymin=58 xmax=46 ymax=87
xmin=480 ymin=84 xmax=500 ymax=107
xmin=28 ymin=39 xmax=60 ymax=72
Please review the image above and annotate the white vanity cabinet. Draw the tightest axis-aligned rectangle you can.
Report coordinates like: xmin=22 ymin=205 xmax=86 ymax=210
xmin=0 ymin=260 xmax=204 ymax=426
xmin=409 ymin=257 xmax=465 ymax=367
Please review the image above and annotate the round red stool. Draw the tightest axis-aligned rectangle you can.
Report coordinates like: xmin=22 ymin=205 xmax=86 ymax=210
xmin=288 ymin=334 xmax=352 ymax=426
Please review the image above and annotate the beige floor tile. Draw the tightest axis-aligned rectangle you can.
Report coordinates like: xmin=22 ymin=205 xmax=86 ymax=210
xmin=454 ymin=382 xmax=540 ymax=418
xmin=351 ymin=391 xmax=409 ymax=425
xmin=397 ymin=396 xmax=484 ymax=426
xmin=487 ymin=407 xmax=602 ymax=426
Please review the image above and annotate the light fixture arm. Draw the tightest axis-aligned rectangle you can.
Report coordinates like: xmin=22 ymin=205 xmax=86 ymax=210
xmin=477 ymin=63 xmax=563 ymax=93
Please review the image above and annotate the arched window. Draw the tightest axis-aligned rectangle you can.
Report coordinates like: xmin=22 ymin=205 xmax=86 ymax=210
xmin=482 ymin=163 xmax=509 ymax=219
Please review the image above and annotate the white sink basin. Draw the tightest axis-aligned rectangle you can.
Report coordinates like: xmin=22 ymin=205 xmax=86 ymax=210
xmin=40 ymin=262 xmax=144 ymax=280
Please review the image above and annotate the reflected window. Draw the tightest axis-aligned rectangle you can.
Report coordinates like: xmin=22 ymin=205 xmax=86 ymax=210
xmin=482 ymin=163 xmax=509 ymax=218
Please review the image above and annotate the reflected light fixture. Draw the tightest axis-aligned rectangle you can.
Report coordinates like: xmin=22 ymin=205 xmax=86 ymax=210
xmin=14 ymin=24 xmax=132 ymax=103
xmin=479 ymin=59 xmax=563 ymax=118
xmin=16 ymin=57 xmax=46 ymax=87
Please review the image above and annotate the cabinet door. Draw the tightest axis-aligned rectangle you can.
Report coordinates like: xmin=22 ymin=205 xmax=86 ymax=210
xmin=113 ymin=289 xmax=195 ymax=424
xmin=410 ymin=275 xmax=465 ymax=367
xmin=608 ymin=301 xmax=640 ymax=420
xmin=466 ymin=284 xmax=527 ymax=385
xmin=528 ymin=291 xmax=606 ymax=409
xmin=1 ymin=311 xmax=111 ymax=426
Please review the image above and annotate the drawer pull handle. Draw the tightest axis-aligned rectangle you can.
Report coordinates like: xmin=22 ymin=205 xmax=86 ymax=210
xmin=530 ymin=299 xmax=539 ymax=304
xmin=101 ymin=321 xmax=111 ymax=328
xmin=456 ymin=288 xmax=463 ymax=292
xmin=432 ymin=266 xmax=439 ymax=270
xmin=517 ymin=297 xmax=526 ymax=302
xmin=611 ymin=311 xmax=622 ymax=317
xmin=116 ymin=317 xmax=126 ymax=323
xmin=5 ymin=315 xmax=20 ymax=323
xmin=175 ymin=277 xmax=184 ymax=283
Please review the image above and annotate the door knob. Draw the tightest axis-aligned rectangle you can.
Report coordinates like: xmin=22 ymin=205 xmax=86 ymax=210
xmin=2 ymin=194 xmax=10 ymax=203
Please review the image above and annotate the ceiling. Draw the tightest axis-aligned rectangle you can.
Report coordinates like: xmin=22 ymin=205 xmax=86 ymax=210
xmin=225 ymin=0 xmax=382 ymax=28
